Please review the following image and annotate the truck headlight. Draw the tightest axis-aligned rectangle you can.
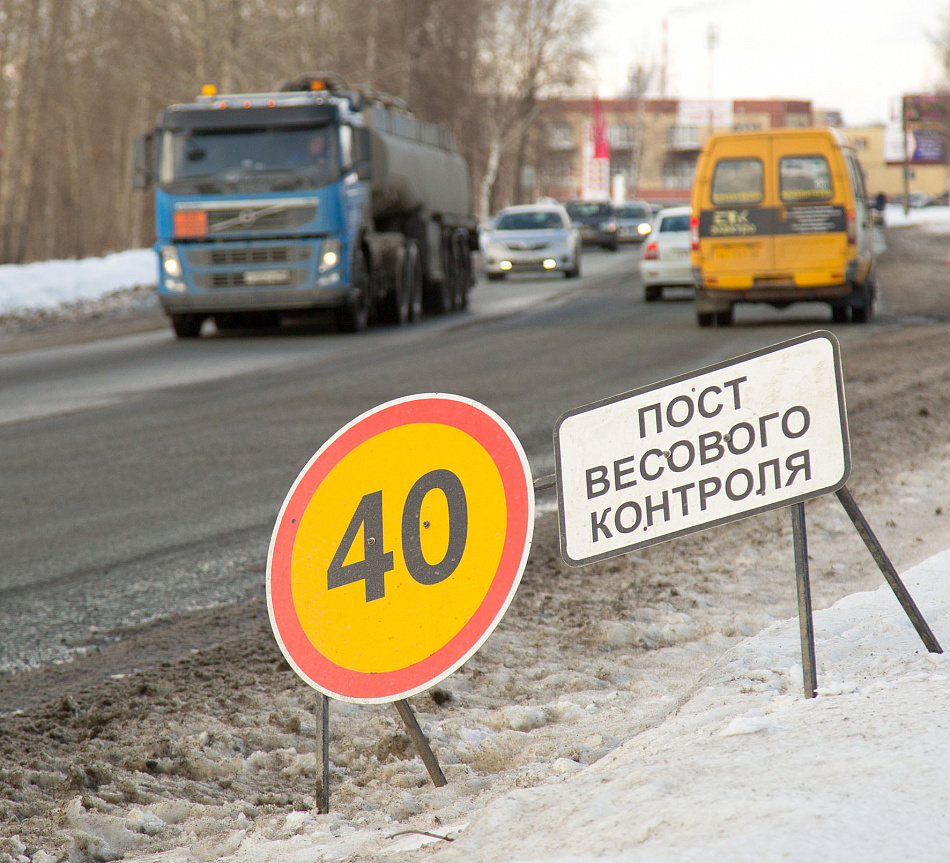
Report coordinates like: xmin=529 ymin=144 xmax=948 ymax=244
xmin=160 ymin=246 xmax=182 ymax=279
xmin=320 ymin=238 xmax=341 ymax=273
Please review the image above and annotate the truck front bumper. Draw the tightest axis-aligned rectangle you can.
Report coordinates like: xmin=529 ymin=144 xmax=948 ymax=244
xmin=158 ymin=284 xmax=355 ymax=315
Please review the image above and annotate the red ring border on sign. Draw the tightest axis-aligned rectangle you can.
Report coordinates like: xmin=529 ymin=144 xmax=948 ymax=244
xmin=266 ymin=393 xmax=535 ymax=704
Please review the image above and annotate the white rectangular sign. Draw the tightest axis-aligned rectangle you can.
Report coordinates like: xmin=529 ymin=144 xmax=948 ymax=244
xmin=554 ymin=332 xmax=850 ymax=566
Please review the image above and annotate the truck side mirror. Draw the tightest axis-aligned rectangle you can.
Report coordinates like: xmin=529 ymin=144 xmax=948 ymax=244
xmin=133 ymin=132 xmax=155 ymax=190
xmin=356 ymin=127 xmax=373 ymax=181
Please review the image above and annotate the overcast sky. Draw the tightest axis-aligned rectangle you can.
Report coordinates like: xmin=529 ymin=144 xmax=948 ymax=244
xmin=592 ymin=0 xmax=949 ymax=126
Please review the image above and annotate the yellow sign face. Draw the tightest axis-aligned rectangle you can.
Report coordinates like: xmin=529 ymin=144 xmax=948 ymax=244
xmin=292 ymin=422 xmax=507 ymax=672
xmin=267 ymin=394 xmax=534 ymax=703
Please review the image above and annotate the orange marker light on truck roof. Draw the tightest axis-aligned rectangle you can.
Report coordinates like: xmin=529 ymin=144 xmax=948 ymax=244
xmin=201 ymin=84 xmax=217 ymax=97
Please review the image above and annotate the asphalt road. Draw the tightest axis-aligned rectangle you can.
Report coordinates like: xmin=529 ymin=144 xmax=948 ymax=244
xmin=0 ymin=245 xmax=864 ymax=672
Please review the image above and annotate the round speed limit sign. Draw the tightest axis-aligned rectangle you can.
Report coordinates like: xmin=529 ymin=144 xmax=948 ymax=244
xmin=266 ymin=394 xmax=535 ymax=703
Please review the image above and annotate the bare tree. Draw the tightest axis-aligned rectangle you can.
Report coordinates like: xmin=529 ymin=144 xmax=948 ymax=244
xmin=624 ymin=61 xmax=657 ymax=198
xmin=470 ymin=0 xmax=592 ymax=218
xmin=0 ymin=0 xmax=591 ymax=262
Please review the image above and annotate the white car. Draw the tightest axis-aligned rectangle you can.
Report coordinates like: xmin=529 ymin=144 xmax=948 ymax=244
xmin=481 ymin=203 xmax=581 ymax=280
xmin=639 ymin=206 xmax=694 ymax=301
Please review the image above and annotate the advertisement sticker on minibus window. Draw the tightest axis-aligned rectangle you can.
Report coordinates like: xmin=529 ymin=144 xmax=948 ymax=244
xmin=711 ymin=159 xmax=764 ymax=205
xmin=779 ymin=156 xmax=833 ymax=202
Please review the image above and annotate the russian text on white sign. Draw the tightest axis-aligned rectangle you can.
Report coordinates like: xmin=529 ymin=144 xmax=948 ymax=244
xmin=554 ymin=331 xmax=850 ymax=566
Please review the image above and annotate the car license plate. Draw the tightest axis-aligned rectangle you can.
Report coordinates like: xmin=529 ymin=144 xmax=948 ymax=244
xmin=714 ymin=245 xmax=754 ymax=260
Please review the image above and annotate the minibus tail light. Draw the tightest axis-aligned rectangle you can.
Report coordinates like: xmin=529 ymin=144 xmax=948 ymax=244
xmin=690 ymin=214 xmax=700 ymax=252
xmin=846 ymin=209 xmax=856 ymax=245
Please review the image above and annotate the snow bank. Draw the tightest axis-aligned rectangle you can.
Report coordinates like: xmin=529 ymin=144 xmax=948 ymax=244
xmin=425 ymin=549 xmax=950 ymax=863
xmin=0 ymin=248 xmax=155 ymax=314
xmin=883 ymin=203 xmax=950 ymax=232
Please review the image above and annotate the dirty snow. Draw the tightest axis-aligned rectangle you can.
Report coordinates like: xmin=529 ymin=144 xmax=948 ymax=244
xmin=21 ymin=550 xmax=948 ymax=863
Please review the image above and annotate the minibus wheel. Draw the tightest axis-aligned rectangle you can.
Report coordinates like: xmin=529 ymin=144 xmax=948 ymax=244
xmin=850 ymin=282 xmax=874 ymax=324
xmin=715 ymin=307 xmax=734 ymax=327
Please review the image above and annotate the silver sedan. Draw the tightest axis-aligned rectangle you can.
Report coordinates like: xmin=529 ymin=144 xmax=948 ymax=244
xmin=481 ymin=204 xmax=581 ymax=280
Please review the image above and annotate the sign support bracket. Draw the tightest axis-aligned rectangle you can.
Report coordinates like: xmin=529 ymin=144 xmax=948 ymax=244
xmin=791 ymin=502 xmax=818 ymax=699
xmin=316 ymin=694 xmax=331 ymax=814
xmin=835 ymin=486 xmax=942 ymax=654
xmin=790 ymin=487 xmax=943 ymax=700
xmin=394 ymin=699 xmax=448 ymax=787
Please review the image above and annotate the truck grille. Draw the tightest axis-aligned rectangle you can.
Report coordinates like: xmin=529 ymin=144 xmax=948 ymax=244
xmin=186 ymin=246 xmax=311 ymax=267
xmin=206 ymin=203 xmax=318 ymax=233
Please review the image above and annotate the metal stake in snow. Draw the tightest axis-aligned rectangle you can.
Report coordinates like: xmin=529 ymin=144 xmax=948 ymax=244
xmin=314 ymin=695 xmax=445 ymax=814
xmin=553 ymin=331 xmax=941 ymax=699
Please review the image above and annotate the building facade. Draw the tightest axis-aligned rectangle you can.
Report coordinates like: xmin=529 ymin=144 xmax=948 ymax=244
xmin=532 ymin=97 xmax=814 ymax=206
xmin=527 ymin=95 xmax=949 ymax=208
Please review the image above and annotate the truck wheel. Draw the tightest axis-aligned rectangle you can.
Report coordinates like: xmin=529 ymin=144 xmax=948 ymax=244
xmin=336 ymin=249 xmax=369 ymax=333
xmin=444 ymin=237 xmax=460 ymax=312
xmin=424 ymin=236 xmax=457 ymax=315
xmin=404 ymin=241 xmax=423 ymax=322
xmin=171 ymin=313 xmax=204 ymax=339
xmin=454 ymin=235 xmax=471 ymax=310
xmin=697 ymin=311 xmax=714 ymax=328
xmin=424 ymin=278 xmax=451 ymax=315
xmin=380 ymin=245 xmax=409 ymax=326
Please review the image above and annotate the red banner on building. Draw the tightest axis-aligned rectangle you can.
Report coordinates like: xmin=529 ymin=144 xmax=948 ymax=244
xmin=592 ymin=97 xmax=610 ymax=160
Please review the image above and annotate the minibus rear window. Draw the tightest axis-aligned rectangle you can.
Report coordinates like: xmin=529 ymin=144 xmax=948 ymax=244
xmin=710 ymin=159 xmax=763 ymax=205
xmin=780 ymin=156 xmax=833 ymax=202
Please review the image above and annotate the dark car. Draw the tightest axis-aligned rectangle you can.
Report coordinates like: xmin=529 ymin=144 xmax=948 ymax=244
xmin=614 ymin=201 xmax=654 ymax=244
xmin=565 ymin=200 xmax=619 ymax=251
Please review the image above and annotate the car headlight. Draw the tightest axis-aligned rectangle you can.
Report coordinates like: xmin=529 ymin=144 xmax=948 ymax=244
xmin=638 ymin=222 xmax=652 ymax=236
xmin=601 ymin=221 xmax=617 ymax=232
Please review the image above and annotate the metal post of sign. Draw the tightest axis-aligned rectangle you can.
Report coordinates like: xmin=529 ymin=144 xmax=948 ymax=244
xmin=316 ymin=694 xmax=331 ymax=814
xmin=791 ymin=503 xmax=818 ymax=699
xmin=394 ymin=699 xmax=447 ymax=787
xmin=835 ymin=486 xmax=943 ymax=654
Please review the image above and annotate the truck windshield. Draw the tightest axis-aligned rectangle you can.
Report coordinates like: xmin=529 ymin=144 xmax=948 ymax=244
xmin=158 ymin=125 xmax=341 ymax=193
